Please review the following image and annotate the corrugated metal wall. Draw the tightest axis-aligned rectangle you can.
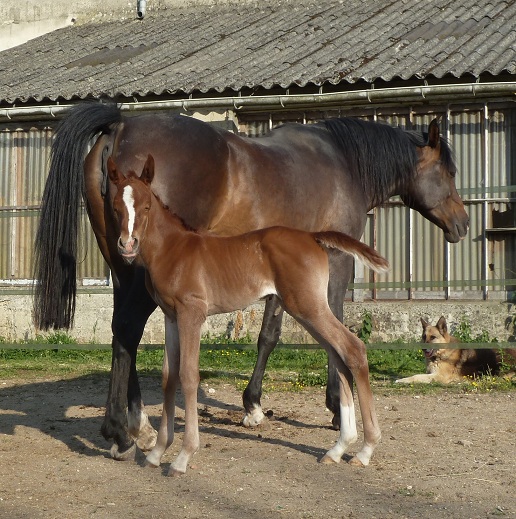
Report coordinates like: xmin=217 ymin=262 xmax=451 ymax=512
xmin=240 ymin=103 xmax=516 ymax=300
xmin=1 ymin=103 xmax=515 ymax=300
xmin=0 ymin=122 xmax=109 ymax=285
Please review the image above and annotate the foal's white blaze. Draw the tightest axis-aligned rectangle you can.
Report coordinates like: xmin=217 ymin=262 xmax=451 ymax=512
xmin=122 ymin=185 xmax=136 ymax=238
xmin=324 ymin=403 xmax=358 ymax=462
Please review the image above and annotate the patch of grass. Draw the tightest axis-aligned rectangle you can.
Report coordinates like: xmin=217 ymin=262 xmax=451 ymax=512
xmin=1 ymin=343 xmax=514 ymax=394
xmin=367 ymin=349 xmax=425 ymax=381
xmin=0 ymin=349 xmax=111 ymax=379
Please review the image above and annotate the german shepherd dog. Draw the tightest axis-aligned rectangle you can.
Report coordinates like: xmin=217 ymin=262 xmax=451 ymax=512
xmin=396 ymin=316 xmax=516 ymax=384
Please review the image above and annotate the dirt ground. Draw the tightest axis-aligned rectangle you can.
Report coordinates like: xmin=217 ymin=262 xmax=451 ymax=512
xmin=0 ymin=374 xmax=514 ymax=519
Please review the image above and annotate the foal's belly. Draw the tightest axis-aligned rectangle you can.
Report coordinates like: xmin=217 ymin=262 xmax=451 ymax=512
xmin=207 ymin=283 xmax=277 ymax=315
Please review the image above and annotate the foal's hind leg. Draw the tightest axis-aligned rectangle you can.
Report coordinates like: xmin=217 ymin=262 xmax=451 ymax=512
xmin=242 ymin=295 xmax=284 ymax=427
xmin=320 ymin=349 xmax=358 ymax=463
xmin=300 ymin=310 xmax=380 ymax=466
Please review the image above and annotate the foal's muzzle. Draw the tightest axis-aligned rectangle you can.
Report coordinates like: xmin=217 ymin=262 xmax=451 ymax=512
xmin=117 ymin=237 xmax=139 ymax=263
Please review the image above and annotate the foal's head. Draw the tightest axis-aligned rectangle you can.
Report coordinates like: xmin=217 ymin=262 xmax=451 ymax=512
xmin=107 ymin=154 xmax=155 ymax=264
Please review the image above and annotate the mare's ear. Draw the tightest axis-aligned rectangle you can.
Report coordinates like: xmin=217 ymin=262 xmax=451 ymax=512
xmin=427 ymin=118 xmax=441 ymax=149
xmin=107 ymin=156 xmax=123 ymax=185
xmin=436 ymin=316 xmax=448 ymax=335
xmin=420 ymin=317 xmax=429 ymax=330
xmin=140 ymin=154 xmax=155 ymax=185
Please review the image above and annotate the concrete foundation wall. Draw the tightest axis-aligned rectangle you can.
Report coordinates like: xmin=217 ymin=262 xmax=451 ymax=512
xmin=2 ymin=291 xmax=515 ymax=345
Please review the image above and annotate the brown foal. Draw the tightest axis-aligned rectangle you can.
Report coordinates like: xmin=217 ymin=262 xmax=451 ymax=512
xmin=108 ymin=154 xmax=389 ymax=476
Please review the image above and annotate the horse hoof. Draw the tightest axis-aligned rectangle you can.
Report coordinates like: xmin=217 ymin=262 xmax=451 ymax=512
xmin=320 ymin=454 xmax=340 ymax=464
xmin=136 ymin=428 xmax=158 ymax=452
xmin=167 ymin=467 xmax=186 ymax=477
xmin=110 ymin=443 xmax=136 ymax=461
xmin=132 ymin=414 xmax=158 ymax=451
xmin=143 ymin=459 xmax=159 ymax=469
xmin=242 ymin=406 xmax=266 ymax=428
xmin=348 ymin=456 xmax=366 ymax=467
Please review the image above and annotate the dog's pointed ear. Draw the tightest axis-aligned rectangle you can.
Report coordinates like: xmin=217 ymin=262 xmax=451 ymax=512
xmin=107 ymin=156 xmax=123 ymax=185
xmin=140 ymin=154 xmax=155 ymax=185
xmin=436 ymin=316 xmax=448 ymax=335
xmin=420 ymin=317 xmax=429 ymax=330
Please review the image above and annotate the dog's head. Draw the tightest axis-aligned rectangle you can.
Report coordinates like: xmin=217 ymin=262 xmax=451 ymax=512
xmin=420 ymin=316 xmax=459 ymax=367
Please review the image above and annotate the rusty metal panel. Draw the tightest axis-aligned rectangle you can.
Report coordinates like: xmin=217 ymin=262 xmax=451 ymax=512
xmin=77 ymin=210 xmax=111 ymax=283
xmin=374 ymin=203 xmax=410 ymax=299
xmin=0 ymin=123 xmax=110 ymax=284
xmin=412 ymin=211 xmax=445 ymax=296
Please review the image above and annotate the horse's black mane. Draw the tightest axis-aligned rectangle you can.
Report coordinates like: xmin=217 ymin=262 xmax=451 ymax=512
xmin=322 ymin=118 xmax=455 ymax=205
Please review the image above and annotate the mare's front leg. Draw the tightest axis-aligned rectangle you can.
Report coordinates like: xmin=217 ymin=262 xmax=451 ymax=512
xmin=145 ymin=316 xmax=180 ymax=468
xmin=167 ymin=308 xmax=203 ymax=476
xmin=242 ymin=295 xmax=284 ymax=427
xmin=326 ymin=253 xmax=354 ymax=430
xmin=101 ymin=270 xmax=158 ymax=460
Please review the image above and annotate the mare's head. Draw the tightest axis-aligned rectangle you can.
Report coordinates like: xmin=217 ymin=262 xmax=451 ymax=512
xmin=107 ymin=154 xmax=155 ymax=264
xmin=401 ymin=119 xmax=469 ymax=243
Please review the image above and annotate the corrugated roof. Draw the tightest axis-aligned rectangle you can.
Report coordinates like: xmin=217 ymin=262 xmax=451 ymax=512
xmin=1 ymin=0 xmax=515 ymax=104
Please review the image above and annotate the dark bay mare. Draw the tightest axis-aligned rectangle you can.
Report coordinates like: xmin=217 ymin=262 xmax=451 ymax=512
xmin=33 ymin=102 xmax=468 ymax=459
xmin=108 ymin=154 xmax=390 ymax=474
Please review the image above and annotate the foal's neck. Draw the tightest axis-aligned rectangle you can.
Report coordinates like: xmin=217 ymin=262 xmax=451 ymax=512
xmin=148 ymin=192 xmax=194 ymax=240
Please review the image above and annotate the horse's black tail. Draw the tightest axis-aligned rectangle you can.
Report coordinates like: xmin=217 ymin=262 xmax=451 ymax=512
xmin=33 ymin=102 xmax=122 ymax=330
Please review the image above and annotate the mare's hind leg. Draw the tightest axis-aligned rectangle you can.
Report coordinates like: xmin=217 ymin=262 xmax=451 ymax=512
xmin=242 ymin=295 xmax=284 ymax=427
xmin=145 ymin=317 xmax=180 ymax=468
xmin=102 ymin=269 xmax=158 ymax=459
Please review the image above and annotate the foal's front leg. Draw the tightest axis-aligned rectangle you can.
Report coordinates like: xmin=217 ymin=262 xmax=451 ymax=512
xmin=167 ymin=310 xmax=202 ymax=476
xmin=145 ymin=317 xmax=180 ymax=468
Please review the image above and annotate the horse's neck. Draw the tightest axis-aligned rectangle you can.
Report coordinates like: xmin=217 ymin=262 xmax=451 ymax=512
xmin=365 ymin=184 xmax=398 ymax=211
xmin=144 ymin=199 xmax=190 ymax=253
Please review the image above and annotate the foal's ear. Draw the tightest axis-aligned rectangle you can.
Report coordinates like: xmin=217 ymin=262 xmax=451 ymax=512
xmin=427 ymin=118 xmax=441 ymax=149
xmin=140 ymin=154 xmax=155 ymax=185
xmin=107 ymin=156 xmax=123 ymax=185
xmin=420 ymin=317 xmax=429 ymax=330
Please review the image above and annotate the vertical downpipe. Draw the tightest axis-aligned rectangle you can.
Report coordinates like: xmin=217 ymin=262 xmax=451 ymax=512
xmin=482 ymin=103 xmax=490 ymax=300
xmin=444 ymin=106 xmax=451 ymax=300
xmin=408 ymin=110 xmax=414 ymax=300
xmin=11 ymin=131 xmax=20 ymax=279
xmin=137 ymin=0 xmax=146 ymax=19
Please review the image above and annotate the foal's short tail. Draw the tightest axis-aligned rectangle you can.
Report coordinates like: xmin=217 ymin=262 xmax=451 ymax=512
xmin=313 ymin=231 xmax=390 ymax=273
